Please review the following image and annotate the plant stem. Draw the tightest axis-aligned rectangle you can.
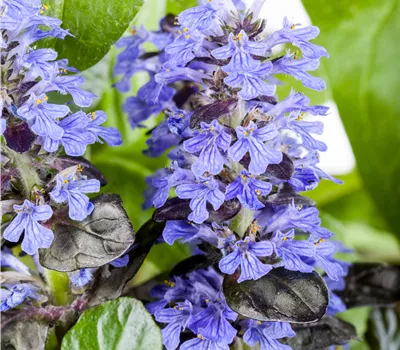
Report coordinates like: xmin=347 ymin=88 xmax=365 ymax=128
xmin=229 ymin=207 xmax=254 ymax=238
xmin=43 ymin=269 xmax=72 ymax=306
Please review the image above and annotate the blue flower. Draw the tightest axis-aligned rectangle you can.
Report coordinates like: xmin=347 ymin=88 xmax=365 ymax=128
xmin=229 ymin=121 xmax=282 ymax=175
xmin=85 ymin=111 xmax=122 ymax=146
xmin=42 ymin=111 xmax=95 ymax=156
xmin=270 ymin=229 xmax=316 ymax=273
xmin=56 ymin=75 xmax=97 ymax=107
xmin=219 ymin=237 xmax=273 ymax=282
xmin=1 ymin=247 xmax=31 ymax=275
xmin=271 ymin=53 xmax=326 ymax=91
xmin=212 ymin=31 xmax=266 ymax=72
xmin=166 ymin=109 xmax=191 ymax=135
xmin=1 ymin=283 xmax=43 ymax=311
xmin=285 ymin=113 xmax=327 ymax=152
xmin=155 ymin=300 xmax=193 ymax=350
xmin=178 ymin=1 xmax=221 ymax=31
xmin=20 ymin=48 xmax=58 ymax=81
xmin=326 ymin=276 xmax=347 ymax=315
xmin=263 ymin=17 xmax=329 ymax=59
xmin=49 ymin=173 xmax=100 ymax=221
xmin=265 ymin=90 xmax=329 ymax=119
xmin=152 ymin=165 xmax=196 ymax=208
xmin=184 ymin=120 xmax=231 ymax=176
xmin=122 ymin=79 xmax=175 ymax=128
xmin=0 ymin=119 xmax=6 ymax=135
xmin=164 ymin=30 xmax=208 ymax=69
xmin=68 ymin=268 xmax=95 ymax=288
xmin=188 ymin=292 xmax=237 ymax=344
xmin=155 ymin=67 xmax=209 ymax=86
xmin=212 ymin=31 xmax=275 ymax=99
xmin=110 ymin=254 xmax=130 ymax=268
xmin=225 ymin=170 xmax=272 ymax=210
xmin=313 ymin=240 xmax=345 ymax=281
xmin=263 ymin=204 xmax=333 ymax=239
xmin=176 ymin=176 xmax=225 ymax=224
xmin=242 ymin=320 xmax=295 ymax=350
xmin=17 ymin=93 xmax=69 ymax=140
xmin=162 ymin=220 xmax=217 ymax=246
xmin=144 ymin=122 xmax=181 ymax=157
xmin=180 ymin=337 xmax=229 ymax=350
xmin=288 ymin=167 xmax=320 ymax=192
xmin=3 ymin=200 xmax=53 ymax=255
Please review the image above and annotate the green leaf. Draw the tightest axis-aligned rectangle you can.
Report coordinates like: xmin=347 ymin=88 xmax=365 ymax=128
xmin=302 ymin=0 xmax=400 ymax=239
xmin=166 ymin=0 xmax=197 ymax=15
xmin=61 ymin=297 xmax=162 ymax=350
xmin=46 ymin=0 xmax=144 ymax=70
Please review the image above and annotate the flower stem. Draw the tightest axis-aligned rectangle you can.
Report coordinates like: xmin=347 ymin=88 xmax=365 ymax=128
xmin=229 ymin=207 xmax=254 ymax=238
xmin=43 ymin=269 xmax=72 ymax=306
xmin=4 ymin=147 xmax=41 ymax=198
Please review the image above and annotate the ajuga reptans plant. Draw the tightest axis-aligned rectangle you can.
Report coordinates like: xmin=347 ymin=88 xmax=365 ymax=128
xmin=113 ymin=0 xmax=354 ymax=349
xmin=0 ymin=0 xmax=124 ymax=312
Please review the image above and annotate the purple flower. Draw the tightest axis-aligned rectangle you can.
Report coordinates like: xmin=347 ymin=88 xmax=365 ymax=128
xmin=184 ymin=120 xmax=231 ymax=176
xmin=152 ymin=165 xmax=196 ymax=208
xmin=144 ymin=122 xmax=181 ymax=157
xmin=17 ymin=93 xmax=69 ymax=140
xmin=212 ymin=31 xmax=265 ymax=71
xmin=0 ymin=119 xmax=6 ymax=135
xmin=123 ymin=79 xmax=175 ymax=127
xmin=313 ymin=240 xmax=345 ymax=281
xmin=271 ymin=230 xmax=316 ymax=273
xmin=219 ymin=237 xmax=273 ymax=282
xmin=49 ymin=173 xmax=100 ymax=221
xmin=1 ymin=247 xmax=31 ymax=275
xmin=188 ymin=292 xmax=237 ymax=343
xmin=42 ymin=111 xmax=95 ymax=156
xmin=1 ymin=283 xmax=43 ymax=311
xmin=180 ymin=337 xmax=229 ymax=350
xmin=155 ymin=300 xmax=193 ymax=350
xmin=212 ymin=31 xmax=275 ymax=99
xmin=229 ymin=121 xmax=282 ymax=175
xmin=176 ymin=176 xmax=225 ymax=224
xmin=68 ymin=268 xmax=95 ymax=288
xmin=263 ymin=17 xmax=328 ymax=59
xmin=288 ymin=167 xmax=320 ymax=192
xmin=3 ymin=200 xmax=53 ymax=255
xmin=263 ymin=204 xmax=333 ymax=239
xmin=85 ymin=111 xmax=122 ymax=146
xmin=225 ymin=170 xmax=272 ymax=210
xmin=265 ymin=90 xmax=329 ymax=119
xmin=20 ymin=48 xmax=58 ymax=81
xmin=271 ymin=53 xmax=326 ymax=91
xmin=242 ymin=320 xmax=295 ymax=350
xmin=178 ymin=1 xmax=221 ymax=31
xmin=155 ymin=67 xmax=209 ymax=86
xmin=163 ymin=220 xmax=217 ymax=246
xmin=164 ymin=30 xmax=208 ymax=69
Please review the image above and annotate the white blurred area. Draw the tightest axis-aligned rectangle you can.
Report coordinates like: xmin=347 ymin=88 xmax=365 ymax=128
xmin=246 ymin=0 xmax=356 ymax=175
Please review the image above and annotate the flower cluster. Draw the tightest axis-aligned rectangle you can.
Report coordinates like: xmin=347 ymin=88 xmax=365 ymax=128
xmin=1 ymin=0 xmax=122 ymax=310
xmin=147 ymin=267 xmax=295 ymax=350
xmin=115 ymin=0 xmax=350 ymax=348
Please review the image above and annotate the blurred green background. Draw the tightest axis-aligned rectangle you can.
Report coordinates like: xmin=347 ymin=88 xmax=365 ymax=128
xmin=47 ymin=0 xmax=400 ymax=348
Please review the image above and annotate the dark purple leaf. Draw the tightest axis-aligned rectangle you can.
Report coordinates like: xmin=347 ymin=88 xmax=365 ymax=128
xmin=39 ymin=194 xmax=134 ymax=272
xmin=223 ymin=267 xmax=328 ymax=323
xmin=189 ymin=99 xmax=237 ymax=129
xmin=48 ymin=156 xmax=107 ymax=186
xmin=265 ymin=153 xmax=294 ymax=180
xmin=262 ymin=183 xmax=316 ymax=207
xmin=173 ymin=85 xmax=199 ymax=108
xmin=286 ymin=316 xmax=357 ymax=349
xmin=87 ymin=219 xmax=165 ymax=307
xmin=3 ymin=122 xmax=36 ymax=153
xmin=153 ymin=197 xmax=241 ymax=223
xmin=337 ymin=263 xmax=400 ymax=308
